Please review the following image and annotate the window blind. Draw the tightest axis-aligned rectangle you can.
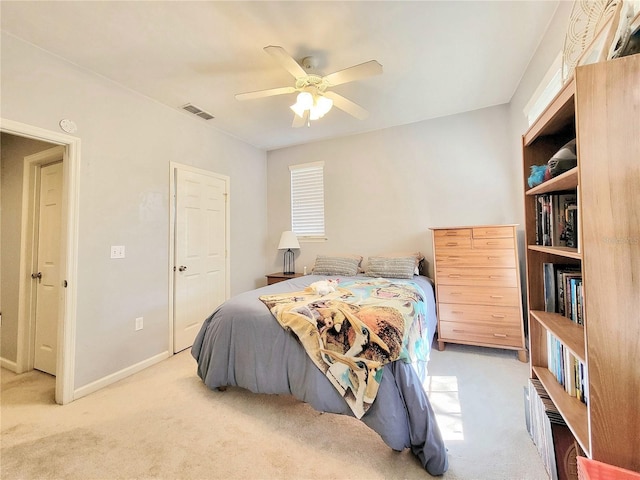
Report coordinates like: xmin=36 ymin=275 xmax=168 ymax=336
xmin=289 ymin=162 xmax=325 ymax=238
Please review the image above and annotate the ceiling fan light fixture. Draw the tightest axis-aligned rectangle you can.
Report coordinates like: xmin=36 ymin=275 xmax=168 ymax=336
xmin=296 ymin=91 xmax=314 ymax=110
xmin=290 ymin=102 xmax=306 ymax=118
xmin=315 ymin=95 xmax=333 ymax=116
xmin=236 ymin=46 xmax=382 ymax=127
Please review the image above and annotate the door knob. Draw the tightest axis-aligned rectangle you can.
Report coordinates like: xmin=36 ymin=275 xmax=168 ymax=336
xmin=178 ymin=265 xmax=187 ymax=272
xmin=31 ymin=272 xmax=42 ymax=282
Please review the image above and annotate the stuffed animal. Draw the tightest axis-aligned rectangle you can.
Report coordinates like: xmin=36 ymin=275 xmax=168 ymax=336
xmin=309 ymin=279 xmax=339 ymax=295
xmin=528 ymin=165 xmax=548 ymax=188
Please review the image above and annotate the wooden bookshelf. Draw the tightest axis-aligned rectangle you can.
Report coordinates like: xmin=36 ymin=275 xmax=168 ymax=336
xmin=522 ymin=54 xmax=640 ymax=471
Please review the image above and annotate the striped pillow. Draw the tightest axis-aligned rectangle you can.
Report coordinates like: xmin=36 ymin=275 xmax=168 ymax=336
xmin=312 ymin=255 xmax=362 ymax=276
xmin=364 ymin=256 xmax=416 ymax=279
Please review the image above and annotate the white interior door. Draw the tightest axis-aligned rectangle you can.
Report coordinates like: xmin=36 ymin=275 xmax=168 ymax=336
xmin=174 ymin=168 xmax=228 ymax=353
xmin=33 ymin=161 xmax=63 ymax=375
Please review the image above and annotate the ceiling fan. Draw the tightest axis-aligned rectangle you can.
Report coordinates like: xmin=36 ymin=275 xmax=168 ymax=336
xmin=235 ymin=45 xmax=383 ymax=127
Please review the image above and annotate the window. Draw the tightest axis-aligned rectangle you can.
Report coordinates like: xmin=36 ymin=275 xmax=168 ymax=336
xmin=289 ymin=161 xmax=325 ymax=239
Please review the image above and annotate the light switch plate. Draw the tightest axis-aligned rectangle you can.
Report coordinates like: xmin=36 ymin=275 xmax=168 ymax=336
xmin=110 ymin=245 xmax=125 ymax=259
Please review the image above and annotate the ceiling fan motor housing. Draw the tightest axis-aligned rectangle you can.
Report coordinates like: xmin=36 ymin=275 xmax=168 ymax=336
xmin=301 ymin=56 xmax=318 ymax=71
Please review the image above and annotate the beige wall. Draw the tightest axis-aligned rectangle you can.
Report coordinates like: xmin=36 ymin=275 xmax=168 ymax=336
xmin=1 ymin=33 xmax=268 ymax=388
xmin=267 ymin=104 xmax=516 ymax=278
xmin=0 ymin=133 xmax=56 ymax=364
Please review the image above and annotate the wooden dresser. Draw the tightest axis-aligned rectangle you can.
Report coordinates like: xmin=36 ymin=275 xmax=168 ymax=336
xmin=430 ymin=225 xmax=526 ymax=362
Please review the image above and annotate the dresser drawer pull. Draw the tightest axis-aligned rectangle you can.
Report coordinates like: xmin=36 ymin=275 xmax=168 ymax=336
xmin=447 ymin=274 xmax=462 ymax=278
xmin=453 ymin=329 xmax=466 ymax=333
xmin=493 ymin=333 xmax=508 ymax=338
xmin=491 ymin=314 xmax=506 ymax=318
xmin=446 ymin=242 xmax=459 ymax=246
xmin=490 ymin=295 xmax=504 ymax=299
xmin=489 ymin=275 xmax=501 ymax=279
xmin=447 ymin=256 xmax=461 ymax=259
xmin=486 ymin=241 xmax=500 ymax=245
xmin=451 ymin=311 xmax=464 ymax=314
xmin=450 ymin=292 xmax=463 ymax=295
xmin=487 ymin=256 xmax=501 ymax=260
xmin=445 ymin=232 xmax=459 ymax=236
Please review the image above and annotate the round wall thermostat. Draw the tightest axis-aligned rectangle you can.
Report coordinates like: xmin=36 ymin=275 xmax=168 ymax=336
xmin=59 ymin=119 xmax=77 ymax=133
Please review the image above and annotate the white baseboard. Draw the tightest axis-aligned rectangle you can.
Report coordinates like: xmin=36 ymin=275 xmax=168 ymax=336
xmin=73 ymin=351 xmax=170 ymax=400
xmin=1 ymin=357 xmax=18 ymax=372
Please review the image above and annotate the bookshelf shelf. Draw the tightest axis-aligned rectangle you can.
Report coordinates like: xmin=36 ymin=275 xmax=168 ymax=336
xmin=523 ymin=55 xmax=640 ymax=472
xmin=527 ymin=245 xmax=581 ymax=260
xmin=531 ymin=310 xmax=585 ymax=362
xmin=526 ymin=168 xmax=579 ymax=196
xmin=533 ymin=366 xmax=589 ymax=455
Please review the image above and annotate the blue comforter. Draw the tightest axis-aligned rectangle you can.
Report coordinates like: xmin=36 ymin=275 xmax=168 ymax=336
xmin=192 ymin=274 xmax=448 ymax=475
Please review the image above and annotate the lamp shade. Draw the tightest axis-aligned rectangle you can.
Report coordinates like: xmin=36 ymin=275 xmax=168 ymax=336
xmin=278 ymin=231 xmax=300 ymax=250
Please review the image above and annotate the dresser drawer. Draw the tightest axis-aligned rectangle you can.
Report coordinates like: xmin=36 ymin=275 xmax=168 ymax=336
xmin=472 ymin=237 xmax=514 ymax=249
xmin=437 ymin=285 xmax=520 ymax=306
xmin=435 ymin=249 xmax=516 ymax=268
xmin=433 ymin=228 xmax=471 ymax=239
xmin=472 ymin=226 xmax=514 ymax=239
xmin=435 ymin=267 xmax=518 ymax=287
xmin=435 ymin=236 xmax=472 ymax=249
xmin=437 ymin=303 xmax=521 ymax=325
xmin=439 ymin=320 xmax=524 ymax=347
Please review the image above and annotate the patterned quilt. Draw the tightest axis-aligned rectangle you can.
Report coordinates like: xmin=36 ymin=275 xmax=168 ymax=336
xmin=259 ymin=278 xmax=430 ymax=418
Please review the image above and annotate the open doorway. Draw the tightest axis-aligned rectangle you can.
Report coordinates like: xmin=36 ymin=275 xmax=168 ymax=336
xmin=1 ymin=135 xmax=59 ymax=380
xmin=0 ymin=119 xmax=80 ymax=404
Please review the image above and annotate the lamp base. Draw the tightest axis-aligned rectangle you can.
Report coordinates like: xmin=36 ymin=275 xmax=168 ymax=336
xmin=283 ymin=248 xmax=295 ymax=275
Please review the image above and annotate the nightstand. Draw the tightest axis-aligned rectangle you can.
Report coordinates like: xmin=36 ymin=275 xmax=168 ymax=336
xmin=265 ymin=272 xmax=304 ymax=285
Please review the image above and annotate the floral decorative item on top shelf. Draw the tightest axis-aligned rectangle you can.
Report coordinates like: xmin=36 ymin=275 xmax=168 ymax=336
xmin=577 ymin=2 xmax=623 ymax=67
xmin=562 ymin=0 xmax=622 ymax=82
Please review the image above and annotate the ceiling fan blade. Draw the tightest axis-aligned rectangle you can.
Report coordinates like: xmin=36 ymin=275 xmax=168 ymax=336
xmin=322 ymin=60 xmax=383 ymax=86
xmin=323 ymin=91 xmax=369 ymax=120
xmin=292 ymin=111 xmax=309 ymax=128
xmin=264 ymin=45 xmax=307 ymax=79
xmin=235 ymin=86 xmax=296 ymax=101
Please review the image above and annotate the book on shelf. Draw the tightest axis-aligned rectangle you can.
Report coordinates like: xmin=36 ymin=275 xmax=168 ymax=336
xmin=527 ymin=378 xmax=582 ymax=480
xmin=543 ymin=263 xmax=582 ymax=321
xmin=546 ymin=332 xmax=588 ymax=405
xmin=534 ymin=193 xmax=578 ymax=248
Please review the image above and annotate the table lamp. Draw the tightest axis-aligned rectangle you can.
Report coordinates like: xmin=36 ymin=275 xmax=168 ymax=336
xmin=278 ymin=231 xmax=300 ymax=274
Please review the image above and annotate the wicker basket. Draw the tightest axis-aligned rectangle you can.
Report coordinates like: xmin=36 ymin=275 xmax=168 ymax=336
xmin=577 ymin=457 xmax=640 ymax=480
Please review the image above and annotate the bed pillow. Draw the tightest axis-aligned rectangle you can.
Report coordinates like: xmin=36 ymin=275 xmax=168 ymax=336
xmin=312 ymin=255 xmax=362 ymax=276
xmin=371 ymin=252 xmax=424 ymax=274
xmin=364 ymin=256 xmax=417 ymax=279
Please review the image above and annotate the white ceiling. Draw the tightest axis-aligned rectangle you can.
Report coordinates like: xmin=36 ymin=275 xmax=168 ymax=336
xmin=1 ymin=1 xmax=558 ymax=151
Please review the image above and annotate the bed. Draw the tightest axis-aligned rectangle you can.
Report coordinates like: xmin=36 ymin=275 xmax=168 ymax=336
xmin=192 ymin=270 xmax=448 ymax=476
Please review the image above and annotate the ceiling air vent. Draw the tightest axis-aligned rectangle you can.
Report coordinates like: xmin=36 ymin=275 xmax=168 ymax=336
xmin=181 ymin=103 xmax=214 ymax=120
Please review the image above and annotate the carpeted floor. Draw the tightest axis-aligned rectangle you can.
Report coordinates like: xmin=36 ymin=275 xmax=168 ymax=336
xmin=1 ymin=343 xmax=549 ymax=479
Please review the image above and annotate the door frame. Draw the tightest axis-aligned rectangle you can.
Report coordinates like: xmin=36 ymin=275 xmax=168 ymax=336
xmin=168 ymin=162 xmax=230 ymax=354
xmin=1 ymin=118 xmax=80 ymax=405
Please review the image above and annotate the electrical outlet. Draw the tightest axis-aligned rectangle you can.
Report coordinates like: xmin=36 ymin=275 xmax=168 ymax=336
xmin=135 ymin=317 xmax=143 ymax=331
xmin=111 ymin=245 xmax=125 ymax=259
